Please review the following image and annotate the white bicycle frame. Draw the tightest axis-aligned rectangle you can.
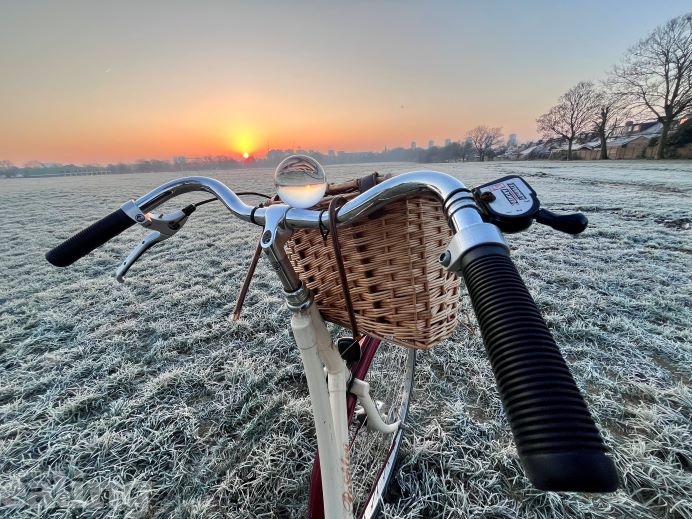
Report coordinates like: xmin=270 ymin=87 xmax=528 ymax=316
xmin=276 ymin=222 xmax=398 ymax=518
xmin=292 ymin=288 xmax=403 ymax=518
xmin=292 ymin=303 xmax=352 ymax=518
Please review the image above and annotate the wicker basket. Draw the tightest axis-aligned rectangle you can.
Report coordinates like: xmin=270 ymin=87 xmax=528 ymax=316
xmin=285 ymin=194 xmax=459 ymax=349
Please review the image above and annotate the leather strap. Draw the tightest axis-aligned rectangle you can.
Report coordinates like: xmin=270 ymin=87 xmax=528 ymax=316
xmin=357 ymin=171 xmax=380 ymax=193
xmin=327 ymin=195 xmax=359 ymax=339
xmin=232 ymin=234 xmax=263 ymax=320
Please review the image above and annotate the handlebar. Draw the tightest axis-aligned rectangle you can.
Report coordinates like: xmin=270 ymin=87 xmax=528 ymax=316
xmin=44 ymin=168 xmax=618 ymax=492
xmin=46 ymin=172 xmax=500 ymax=267
xmin=129 ymin=172 xmax=485 ymax=232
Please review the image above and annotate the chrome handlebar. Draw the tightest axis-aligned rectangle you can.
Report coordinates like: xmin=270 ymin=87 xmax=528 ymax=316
xmin=128 ymin=171 xmax=507 ymax=281
xmin=44 ymin=168 xmax=507 ymax=280
xmin=133 ymin=171 xmax=497 ymax=237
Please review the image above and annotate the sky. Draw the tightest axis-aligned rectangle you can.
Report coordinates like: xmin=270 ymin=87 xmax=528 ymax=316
xmin=1 ymin=1 xmax=690 ymax=165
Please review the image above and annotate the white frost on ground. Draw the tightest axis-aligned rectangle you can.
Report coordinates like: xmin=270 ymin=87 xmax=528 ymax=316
xmin=0 ymin=160 xmax=690 ymax=518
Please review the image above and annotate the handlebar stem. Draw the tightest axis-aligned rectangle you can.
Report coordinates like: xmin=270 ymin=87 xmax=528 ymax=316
xmin=261 ymin=205 xmax=304 ymax=294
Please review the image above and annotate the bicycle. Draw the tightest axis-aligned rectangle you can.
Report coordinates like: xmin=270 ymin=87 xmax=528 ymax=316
xmin=46 ymin=155 xmax=618 ymax=518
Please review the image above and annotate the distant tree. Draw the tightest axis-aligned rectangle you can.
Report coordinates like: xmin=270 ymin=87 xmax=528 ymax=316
xmin=172 ymin=156 xmax=188 ymax=171
xmin=592 ymin=81 xmax=635 ymax=159
xmin=613 ymin=12 xmax=692 ymax=159
xmin=0 ymin=160 xmax=17 ymax=178
xmin=503 ymin=134 xmax=519 ymax=159
xmin=446 ymin=141 xmax=463 ymax=162
xmin=460 ymin=138 xmax=474 ymax=161
xmin=537 ymin=81 xmax=598 ymax=160
xmin=380 ymin=146 xmax=418 ymax=162
xmin=133 ymin=159 xmax=172 ymax=173
xmin=115 ymin=162 xmax=132 ymax=173
xmin=466 ymin=126 xmax=503 ymax=161
xmin=419 ymin=145 xmax=441 ymax=163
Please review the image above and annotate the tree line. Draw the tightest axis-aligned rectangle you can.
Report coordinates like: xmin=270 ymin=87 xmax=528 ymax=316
xmin=537 ymin=12 xmax=692 ymax=160
xmin=0 ymin=137 xmax=508 ymax=178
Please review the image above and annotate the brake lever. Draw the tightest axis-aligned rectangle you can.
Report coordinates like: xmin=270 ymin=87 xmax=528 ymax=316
xmin=116 ymin=205 xmax=195 ymax=282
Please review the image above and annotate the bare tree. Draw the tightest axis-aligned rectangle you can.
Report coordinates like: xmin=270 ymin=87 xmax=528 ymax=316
xmin=592 ymin=82 xmax=636 ymax=159
xmin=466 ymin=126 xmax=503 ymax=162
xmin=537 ymin=81 xmax=598 ymax=160
xmin=0 ymin=160 xmax=17 ymax=178
xmin=613 ymin=12 xmax=692 ymax=159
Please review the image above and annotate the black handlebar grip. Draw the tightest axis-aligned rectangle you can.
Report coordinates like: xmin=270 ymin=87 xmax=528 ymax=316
xmin=45 ymin=208 xmax=136 ymax=267
xmin=535 ymin=209 xmax=588 ymax=235
xmin=460 ymin=245 xmax=618 ymax=492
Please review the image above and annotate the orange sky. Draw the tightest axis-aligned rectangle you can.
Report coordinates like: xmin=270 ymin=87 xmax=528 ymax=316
xmin=1 ymin=2 xmax=690 ymax=165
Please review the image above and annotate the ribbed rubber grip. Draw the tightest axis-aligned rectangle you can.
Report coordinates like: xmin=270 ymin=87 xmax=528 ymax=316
xmin=460 ymin=246 xmax=618 ymax=492
xmin=45 ymin=208 xmax=135 ymax=267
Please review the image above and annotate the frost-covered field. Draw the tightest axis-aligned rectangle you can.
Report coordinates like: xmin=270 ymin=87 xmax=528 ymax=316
xmin=1 ymin=160 xmax=690 ymax=518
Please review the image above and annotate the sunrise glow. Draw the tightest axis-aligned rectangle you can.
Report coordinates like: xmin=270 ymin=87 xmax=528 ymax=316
xmin=1 ymin=3 xmax=690 ymax=165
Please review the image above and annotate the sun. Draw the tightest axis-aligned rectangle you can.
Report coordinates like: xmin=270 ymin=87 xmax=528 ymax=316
xmin=227 ymin=127 xmax=260 ymax=160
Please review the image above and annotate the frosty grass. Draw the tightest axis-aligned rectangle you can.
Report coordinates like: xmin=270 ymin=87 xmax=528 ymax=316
xmin=1 ymin=160 xmax=690 ymax=518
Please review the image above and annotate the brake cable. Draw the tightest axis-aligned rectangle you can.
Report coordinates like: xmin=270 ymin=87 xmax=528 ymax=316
xmin=194 ymin=192 xmax=271 ymax=208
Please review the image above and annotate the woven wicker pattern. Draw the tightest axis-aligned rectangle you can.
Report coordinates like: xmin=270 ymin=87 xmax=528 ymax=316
xmin=286 ymin=197 xmax=459 ymax=349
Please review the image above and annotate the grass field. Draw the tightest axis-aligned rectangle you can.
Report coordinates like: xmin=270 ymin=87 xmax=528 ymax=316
xmin=1 ymin=160 xmax=691 ymax=518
